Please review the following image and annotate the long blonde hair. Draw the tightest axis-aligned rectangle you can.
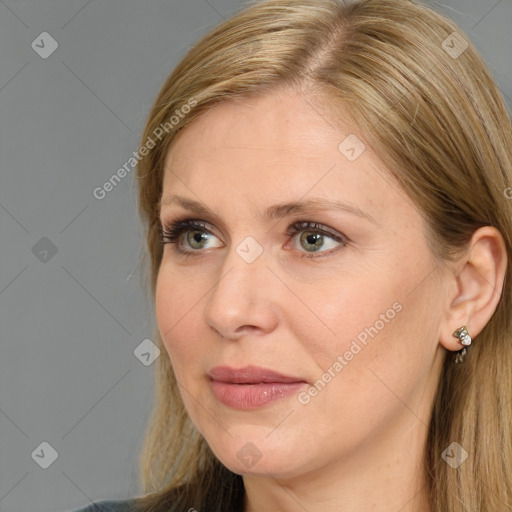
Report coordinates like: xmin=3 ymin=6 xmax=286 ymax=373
xmin=132 ymin=0 xmax=512 ymax=510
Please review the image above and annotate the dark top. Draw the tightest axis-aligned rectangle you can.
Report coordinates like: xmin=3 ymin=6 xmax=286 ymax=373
xmin=71 ymin=499 xmax=138 ymax=512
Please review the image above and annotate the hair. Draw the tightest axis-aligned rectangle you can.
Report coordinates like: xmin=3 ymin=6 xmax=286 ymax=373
xmin=131 ymin=0 xmax=512 ymax=510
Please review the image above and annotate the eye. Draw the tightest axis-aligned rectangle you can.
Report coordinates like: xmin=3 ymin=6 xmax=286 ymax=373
xmin=161 ymin=219 xmax=222 ymax=255
xmin=160 ymin=218 xmax=348 ymax=259
xmin=286 ymin=221 xmax=347 ymax=259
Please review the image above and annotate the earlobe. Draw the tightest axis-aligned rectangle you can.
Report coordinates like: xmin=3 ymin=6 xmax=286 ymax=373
xmin=438 ymin=226 xmax=508 ymax=356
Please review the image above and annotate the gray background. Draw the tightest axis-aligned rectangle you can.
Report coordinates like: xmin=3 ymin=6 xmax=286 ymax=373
xmin=1 ymin=1 xmax=510 ymax=511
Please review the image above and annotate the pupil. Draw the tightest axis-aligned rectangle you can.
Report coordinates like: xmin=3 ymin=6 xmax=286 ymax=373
xmin=304 ymin=232 xmax=322 ymax=251
xmin=190 ymin=231 xmax=206 ymax=247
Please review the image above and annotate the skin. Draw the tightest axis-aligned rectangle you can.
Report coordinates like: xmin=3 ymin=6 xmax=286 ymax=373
xmin=155 ymin=86 xmax=507 ymax=512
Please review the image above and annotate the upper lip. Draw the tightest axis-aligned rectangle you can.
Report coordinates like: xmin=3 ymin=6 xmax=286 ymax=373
xmin=208 ymin=365 xmax=306 ymax=384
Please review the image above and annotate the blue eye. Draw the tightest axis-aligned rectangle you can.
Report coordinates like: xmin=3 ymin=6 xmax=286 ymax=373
xmin=160 ymin=218 xmax=348 ymax=259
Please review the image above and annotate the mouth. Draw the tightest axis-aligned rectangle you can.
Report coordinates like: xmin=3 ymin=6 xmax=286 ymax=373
xmin=208 ymin=365 xmax=307 ymax=409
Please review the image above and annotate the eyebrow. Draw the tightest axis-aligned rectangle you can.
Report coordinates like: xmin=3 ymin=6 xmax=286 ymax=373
xmin=159 ymin=195 xmax=378 ymax=225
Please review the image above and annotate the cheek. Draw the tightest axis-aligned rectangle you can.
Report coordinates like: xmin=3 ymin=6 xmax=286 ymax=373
xmin=155 ymin=268 xmax=226 ymax=443
xmin=306 ymin=250 xmax=433 ymax=378
xmin=301 ymin=264 xmax=402 ymax=361
xmin=155 ymin=266 xmax=204 ymax=369
xmin=317 ymin=264 xmax=441 ymax=408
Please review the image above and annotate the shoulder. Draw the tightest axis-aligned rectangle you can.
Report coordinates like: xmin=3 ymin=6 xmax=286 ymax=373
xmin=71 ymin=499 xmax=139 ymax=512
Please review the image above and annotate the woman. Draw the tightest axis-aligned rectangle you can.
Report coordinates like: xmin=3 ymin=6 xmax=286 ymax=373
xmin=73 ymin=0 xmax=512 ymax=510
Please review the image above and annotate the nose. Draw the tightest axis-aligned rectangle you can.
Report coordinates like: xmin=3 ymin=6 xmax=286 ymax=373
xmin=203 ymin=238 xmax=279 ymax=340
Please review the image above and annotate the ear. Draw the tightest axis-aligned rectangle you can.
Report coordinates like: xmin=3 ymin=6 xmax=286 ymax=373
xmin=439 ymin=226 xmax=508 ymax=352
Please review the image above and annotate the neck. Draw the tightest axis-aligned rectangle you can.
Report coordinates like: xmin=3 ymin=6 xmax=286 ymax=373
xmin=242 ymin=413 xmax=433 ymax=512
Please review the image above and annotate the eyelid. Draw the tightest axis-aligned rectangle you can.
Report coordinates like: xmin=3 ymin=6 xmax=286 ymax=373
xmin=160 ymin=214 xmax=345 ymax=236
xmin=286 ymin=221 xmax=344 ymax=241
xmin=161 ymin=214 xmax=219 ymax=232
xmin=161 ymin=218 xmax=223 ymax=243
xmin=160 ymin=216 xmax=345 ymax=242
xmin=161 ymin=213 xmax=227 ymax=240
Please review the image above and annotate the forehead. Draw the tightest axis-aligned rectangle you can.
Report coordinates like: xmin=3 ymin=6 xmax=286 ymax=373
xmin=166 ymin=88 xmax=346 ymax=166
xmin=161 ymin=88 xmax=415 ymax=225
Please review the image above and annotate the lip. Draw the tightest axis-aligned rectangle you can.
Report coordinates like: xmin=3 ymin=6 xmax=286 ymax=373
xmin=208 ymin=365 xmax=307 ymax=409
xmin=208 ymin=365 xmax=306 ymax=384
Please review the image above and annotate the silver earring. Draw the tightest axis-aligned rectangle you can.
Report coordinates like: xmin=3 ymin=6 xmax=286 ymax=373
xmin=452 ymin=325 xmax=472 ymax=364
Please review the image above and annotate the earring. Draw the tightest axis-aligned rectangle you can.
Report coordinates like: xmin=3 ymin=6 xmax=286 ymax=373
xmin=452 ymin=325 xmax=472 ymax=364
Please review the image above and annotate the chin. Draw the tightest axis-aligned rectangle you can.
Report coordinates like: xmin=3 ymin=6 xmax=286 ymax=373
xmin=204 ymin=427 xmax=311 ymax=478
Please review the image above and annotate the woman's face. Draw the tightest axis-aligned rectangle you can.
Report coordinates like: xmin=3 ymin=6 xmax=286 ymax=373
xmin=155 ymin=87 xmax=449 ymax=479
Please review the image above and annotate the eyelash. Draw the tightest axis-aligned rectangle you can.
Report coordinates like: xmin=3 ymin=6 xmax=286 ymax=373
xmin=159 ymin=217 xmax=349 ymax=260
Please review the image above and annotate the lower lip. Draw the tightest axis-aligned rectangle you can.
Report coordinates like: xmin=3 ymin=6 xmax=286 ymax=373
xmin=210 ymin=380 xmax=306 ymax=409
